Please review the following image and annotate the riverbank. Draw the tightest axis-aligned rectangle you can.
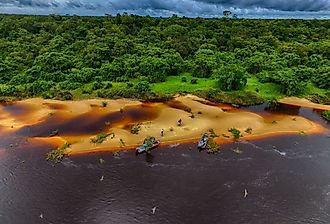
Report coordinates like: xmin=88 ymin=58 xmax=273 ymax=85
xmin=0 ymin=95 xmax=327 ymax=155
xmin=279 ymin=97 xmax=330 ymax=111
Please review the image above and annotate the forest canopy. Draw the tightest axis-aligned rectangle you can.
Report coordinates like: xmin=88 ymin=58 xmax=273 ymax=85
xmin=0 ymin=14 xmax=329 ymax=102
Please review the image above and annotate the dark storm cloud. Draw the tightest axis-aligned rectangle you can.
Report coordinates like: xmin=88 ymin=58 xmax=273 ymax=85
xmin=0 ymin=0 xmax=99 ymax=9
xmin=0 ymin=0 xmax=329 ymax=17
xmin=0 ymin=0 xmax=60 ymax=8
xmin=194 ymin=0 xmax=330 ymax=12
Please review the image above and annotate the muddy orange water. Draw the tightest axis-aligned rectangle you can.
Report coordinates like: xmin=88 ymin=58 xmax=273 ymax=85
xmin=0 ymin=95 xmax=327 ymax=154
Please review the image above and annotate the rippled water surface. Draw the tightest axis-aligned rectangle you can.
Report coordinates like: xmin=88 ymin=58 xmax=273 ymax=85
xmin=0 ymin=103 xmax=330 ymax=224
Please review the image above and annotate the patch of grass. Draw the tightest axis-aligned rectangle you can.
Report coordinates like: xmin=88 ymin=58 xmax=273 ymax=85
xmin=247 ymin=77 xmax=327 ymax=101
xmin=206 ymin=138 xmax=220 ymax=154
xmin=0 ymin=96 xmax=19 ymax=103
xmin=245 ymin=127 xmax=252 ymax=134
xmin=195 ymin=89 xmax=264 ymax=106
xmin=209 ymin=129 xmax=219 ymax=138
xmin=307 ymin=92 xmax=330 ymax=105
xmin=130 ymin=123 xmax=141 ymax=135
xmin=228 ymin=128 xmax=242 ymax=139
xmin=191 ymin=79 xmax=198 ymax=84
xmin=101 ymin=101 xmax=108 ymax=107
xmin=46 ymin=143 xmax=70 ymax=163
xmin=151 ymin=73 xmax=216 ymax=94
xmin=90 ymin=133 xmax=115 ymax=144
xmin=303 ymin=82 xmax=328 ymax=98
xmin=246 ymin=77 xmax=284 ymax=100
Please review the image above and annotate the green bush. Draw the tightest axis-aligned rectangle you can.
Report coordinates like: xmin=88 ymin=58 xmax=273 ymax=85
xmin=92 ymin=81 xmax=104 ymax=90
xmin=214 ymin=65 xmax=247 ymax=91
xmin=206 ymin=138 xmax=220 ymax=154
xmin=130 ymin=123 xmax=141 ymax=134
xmin=228 ymin=128 xmax=242 ymax=139
xmin=46 ymin=143 xmax=70 ymax=163
xmin=322 ymin=111 xmax=330 ymax=121
xmin=190 ymin=79 xmax=198 ymax=84
xmin=195 ymin=89 xmax=264 ymax=106
xmin=134 ymin=81 xmax=151 ymax=93
xmin=209 ymin=129 xmax=219 ymax=138
xmin=90 ymin=133 xmax=115 ymax=144
xmin=103 ymin=82 xmax=113 ymax=89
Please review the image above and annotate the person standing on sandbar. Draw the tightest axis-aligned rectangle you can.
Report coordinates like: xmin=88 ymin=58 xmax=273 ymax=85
xmin=177 ymin=119 xmax=182 ymax=126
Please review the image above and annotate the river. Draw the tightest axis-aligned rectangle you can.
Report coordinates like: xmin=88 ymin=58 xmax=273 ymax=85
xmin=0 ymin=103 xmax=329 ymax=224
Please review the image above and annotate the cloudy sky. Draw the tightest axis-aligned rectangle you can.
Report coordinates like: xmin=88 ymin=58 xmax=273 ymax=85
xmin=0 ymin=0 xmax=330 ymax=18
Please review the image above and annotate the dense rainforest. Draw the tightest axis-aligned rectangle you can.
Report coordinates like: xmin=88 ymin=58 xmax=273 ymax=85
xmin=0 ymin=14 xmax=329 ymax=104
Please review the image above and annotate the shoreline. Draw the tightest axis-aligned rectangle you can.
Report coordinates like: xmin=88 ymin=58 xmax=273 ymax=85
xmin=0 ymin=95 xmax=328 ymax=155
xmin=279 ymin=97 xmax=330 ymax=111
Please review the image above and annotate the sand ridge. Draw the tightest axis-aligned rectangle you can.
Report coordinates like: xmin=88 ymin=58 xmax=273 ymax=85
xmin=0 ymin=95 xmax=327 ymax=154
xmin=279 ymin=97 xmax=330 ymax=111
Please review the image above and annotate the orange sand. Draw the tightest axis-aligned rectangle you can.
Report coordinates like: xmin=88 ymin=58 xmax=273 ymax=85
xmin=0 ymin=95 xmax=327 ymax=155
xmin=279 ymin=97 xmax=330 ymax=111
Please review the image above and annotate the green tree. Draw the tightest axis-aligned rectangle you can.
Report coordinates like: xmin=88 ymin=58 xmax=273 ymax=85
xmin=215 ymin=65 xmax=247 ymax=91
xmin=34 ymin=52 xmax=74 ymax=73
xmin=139 ymin=57 xmax=168 ymax=83
xmin=134 ymin=81 xmax=151 ymax=93
xmin=192 ymin=49 xmax=216 ymax=78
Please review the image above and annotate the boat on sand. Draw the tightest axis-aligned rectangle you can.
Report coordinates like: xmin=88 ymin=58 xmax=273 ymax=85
xmin=198 ymin=133 xmax=209 ymax=151
xmin=136 ymin=136 xmax=160 ymax=155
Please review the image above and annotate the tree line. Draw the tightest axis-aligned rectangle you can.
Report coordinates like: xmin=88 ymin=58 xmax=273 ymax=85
xmin=0 ymin=14 xmax=329 ymax=100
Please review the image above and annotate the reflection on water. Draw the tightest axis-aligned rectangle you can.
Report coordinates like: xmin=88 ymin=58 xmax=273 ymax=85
xmin=145 ymin=153 xmax=154 ymax=163
xmin=15 ymin=103 xmax=160 ymax=137
xmin=1 ymin=102 xmax=37 ymax=118
xmin=246 ymin=102 xmax=329 ymax=127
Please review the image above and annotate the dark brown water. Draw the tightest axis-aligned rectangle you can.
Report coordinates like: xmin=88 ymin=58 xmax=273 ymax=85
xmin=15 ymin=104 xmax=160 ymax=137
xmin=0 ymin=102 xmax=330 ymax=224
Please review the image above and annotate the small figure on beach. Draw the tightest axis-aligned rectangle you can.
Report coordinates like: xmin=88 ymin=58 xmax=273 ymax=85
xmin=177 ymin=119 xmax=182 ymax=126
xmin=160 ymin=128 xmax=164 ymax=137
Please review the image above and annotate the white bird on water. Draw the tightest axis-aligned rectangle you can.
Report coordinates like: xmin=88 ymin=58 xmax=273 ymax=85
xmin=100 ymin=175 xmax=104 ymax=181
xmin=151 ymin=207 xmax=157 ymax=214
xmin=244 ymin=189 xmax=248 ymax=198
xmin=39 ymin=214 xmax=43 ymax=219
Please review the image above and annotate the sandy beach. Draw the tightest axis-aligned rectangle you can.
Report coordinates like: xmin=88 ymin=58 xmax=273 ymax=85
xmin=279 ymin=97 xmax=330 ymax=111
xmin=0 ymin=95 xmax=327 ymax=155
